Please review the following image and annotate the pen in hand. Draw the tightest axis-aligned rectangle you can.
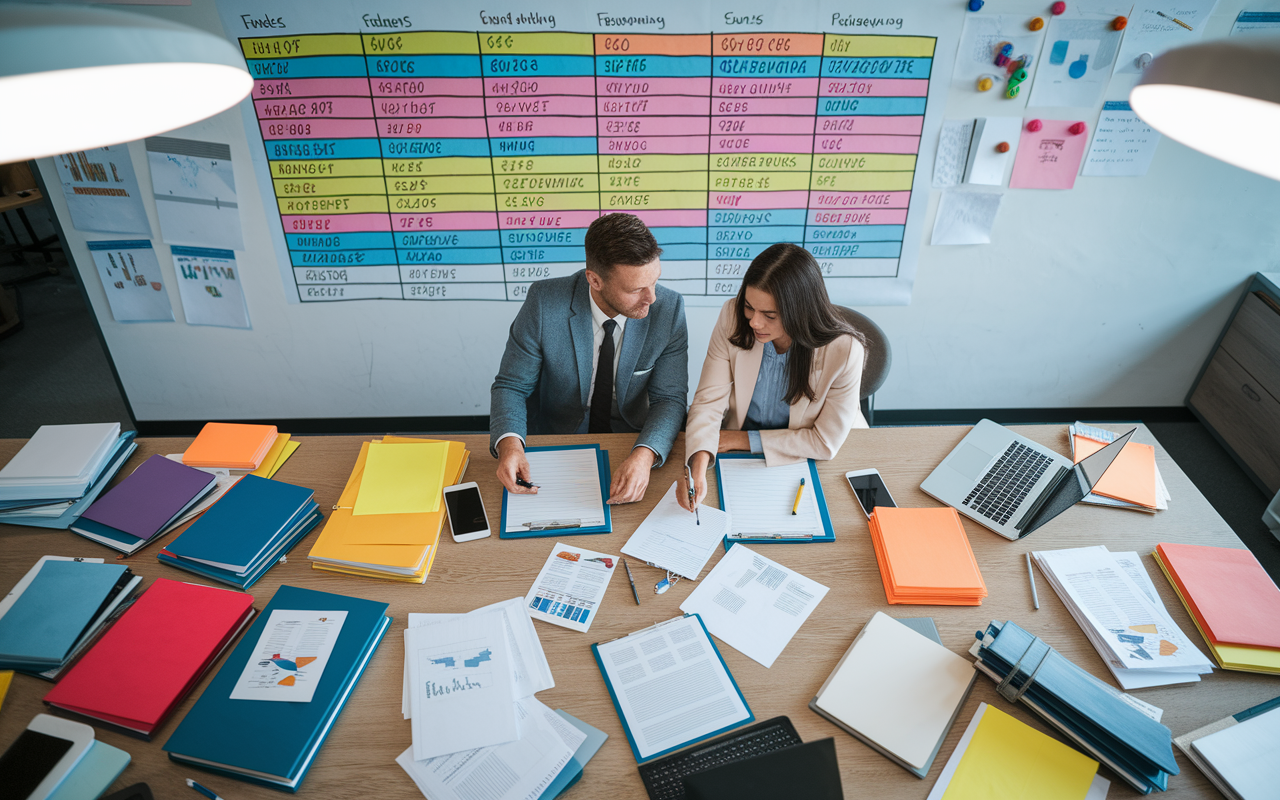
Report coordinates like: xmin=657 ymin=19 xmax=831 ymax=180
xmin=684 ymin=464 xmax=699 ymax=524
xmin=515 ymin=476 xmax=539 ymax=490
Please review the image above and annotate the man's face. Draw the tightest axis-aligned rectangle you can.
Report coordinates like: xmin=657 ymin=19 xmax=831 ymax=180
xmin=588 ymin=257 xmax=661 ymax=319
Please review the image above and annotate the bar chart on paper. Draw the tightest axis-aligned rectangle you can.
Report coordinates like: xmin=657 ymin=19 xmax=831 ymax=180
xmin=219 ymin=3 xmax=948 ymax=306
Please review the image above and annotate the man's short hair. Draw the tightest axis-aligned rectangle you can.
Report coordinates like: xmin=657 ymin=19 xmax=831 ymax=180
xmin=583 ymin=213 xmax=662 ymax=278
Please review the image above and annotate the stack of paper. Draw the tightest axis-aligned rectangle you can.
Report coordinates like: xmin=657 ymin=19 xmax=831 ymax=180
xmin=0 ymin=423 xmax=137 ymax=529
xmin=1070 ymin=423 xmax=1169 ymax=512
xmin=868 ymin=506 xmax=987 ymax=605
xmin=158 ymin=475 xmax=321 ymax=589
xmin=1175 ymin=696 xmax=1280 ymax=800
xmin=1033 ymin=546 xmax=1214 ymax=690
xmin=308 ymin=436 xmax=469 ymax=582
xmin=44 ymin=578 xmax=255 ymax=739
xmin=182 ymin=422 xmax=278 ymax=469
xmin=1153 ymin=543 xmax=1280 ymax=674
xmin=163 ymin=586 xmax=391 ymax=791
xmin=68 ymin=454 xmax=217 ymax=554
xmin=972 ymin=619 xmax=1180 ymax=794
xmin=927 ymin=703 xmax=1108 ymax=800
xmin=810 ymin=612 xmax=975 ymax=778
xmin=0 ymin=557 xmax=141 ymax=677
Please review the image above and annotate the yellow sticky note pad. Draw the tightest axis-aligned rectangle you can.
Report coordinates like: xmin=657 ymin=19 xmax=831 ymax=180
xmin=250 ymin=434 xmax=291 ymax=478
xmin=943 ymin=705 xmax=1097 ymax=800
xmin=352 ymin=441 xmax=448 ymax=516
xmin=267 ymin=439 xmax=301 ymax=478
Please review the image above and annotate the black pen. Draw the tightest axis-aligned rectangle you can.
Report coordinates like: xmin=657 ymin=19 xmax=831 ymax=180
xmin=516 ymin=476 xmax=539 ymax=489
xmin=622 ymin=557 xmax=640 ymax=605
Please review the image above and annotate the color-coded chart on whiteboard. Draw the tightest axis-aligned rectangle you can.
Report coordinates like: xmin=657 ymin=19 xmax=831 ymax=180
xmin=219 ymin=2 xmax=955 ymax=305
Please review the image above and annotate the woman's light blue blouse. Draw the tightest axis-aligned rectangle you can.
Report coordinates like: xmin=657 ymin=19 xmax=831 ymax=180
xmin=743 ymin=341 xmax=791 ymax=453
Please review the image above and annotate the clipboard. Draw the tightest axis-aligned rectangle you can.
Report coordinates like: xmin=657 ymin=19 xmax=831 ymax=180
xmin=715 ymin=453 xmax=834 ymax=547
xmin=499 ymin=444 xmax=613 ymax=538
xmin=591 ymin=614 xmax=754 ymax=763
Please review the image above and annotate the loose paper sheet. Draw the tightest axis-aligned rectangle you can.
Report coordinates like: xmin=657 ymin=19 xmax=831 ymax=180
xmin=1009 ymin=119 xmax=1090 ymax=189
xmin=1027 ymin=2 xmax=1130 ymax=109
xmin=525 ymin=542 xmax=617 ymax=632
xmin=680 ymin=544 xmax=828 ymax=668
xmin=145 ymin=137 xmax=244 ymax=250
xmin=172 ymin=246 xmax=251 ymax=329
xmin=229 ymin=609 xmax=347 ymax=703
xmin=963 ymin=117 xmax=1022 ymax=185
xmin=933 ymin=119 xmax=976 ymax=189
xmin=621 ymin=483 xmax=729 ymax=581
xmin=1082 ymin=101 xmax=1162 ymax=176
xmin=1113 ymin=2 xmax=1216 ymax=81
xmin=931 ymin=190 xmax=1002 ymax=245
xmin=1231 ymin=9 xmax=1280 ymax=35
xmin=86 ymin=240 xmax=175 ymax=322
xmin=54 ymin=146 xmax=150 ymax=235
xmin=952 ymin=14 xmax=1046 ymax=102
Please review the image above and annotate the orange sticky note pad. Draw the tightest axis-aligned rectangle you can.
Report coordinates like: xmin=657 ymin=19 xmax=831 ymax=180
xmin=1073 ymin=436 xmax=1157 ymax=508
xmin=182 ymin=422 xmax=279 ymax=469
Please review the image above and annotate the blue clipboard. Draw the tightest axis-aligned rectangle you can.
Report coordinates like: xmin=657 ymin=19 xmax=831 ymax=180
xmin=591 ymin=614 xmax=754 ymax=764
xmin=715 ymin=453 xmax=834 ymax=548
xmin=499 ymin=444 xmax=613 ymax=538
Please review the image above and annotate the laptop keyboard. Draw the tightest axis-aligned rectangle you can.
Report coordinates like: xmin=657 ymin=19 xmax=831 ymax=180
xmin=962 ymin=441 xmax=1053 ymax=526
xmin=638 ymin=717 xmax=802 ymax=800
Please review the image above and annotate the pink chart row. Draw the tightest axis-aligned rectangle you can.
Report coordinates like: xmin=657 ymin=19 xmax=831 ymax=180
xmin=282 ymin=203 xmax=911 ymax=233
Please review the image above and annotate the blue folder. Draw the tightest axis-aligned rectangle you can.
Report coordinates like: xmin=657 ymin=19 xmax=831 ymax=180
xmin=163 ymin=475 xmax=316 ymax=572
xmin=542 ymin=710 xmax=609 ymax=800
xmin=0 ymin=433 xmax=136 ymax=529
xmin=499 ymin=444 xmax=613 ymax=538
xmin=592 ymin=614 xmax=754 ymax=764
xmin=0 ymin=560 xmax=130 ymax=669
xmin=715 ymin=453 xmax=834 ymax=548
xmin=163 ymin=585 xmax=392 ymax=792
xmin=158 ymin=505 xmax=320 ymax=589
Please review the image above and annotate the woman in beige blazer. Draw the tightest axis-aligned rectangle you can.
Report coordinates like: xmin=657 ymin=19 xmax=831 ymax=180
xmin=679 ymin=243 xmax=868 ymax=510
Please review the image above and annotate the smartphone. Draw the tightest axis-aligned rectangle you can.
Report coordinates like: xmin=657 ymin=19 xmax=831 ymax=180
xmin=443 ymin=482 xmax=491 ymax=542
xmin=0 ymin=714 xmax=95 ymax=800
xmin=846 ymin=469 xmax=897 ymax=518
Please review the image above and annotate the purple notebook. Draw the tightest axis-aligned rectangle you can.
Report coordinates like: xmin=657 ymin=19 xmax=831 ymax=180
xmin=80 ymin=454 xmax=216 ymax=540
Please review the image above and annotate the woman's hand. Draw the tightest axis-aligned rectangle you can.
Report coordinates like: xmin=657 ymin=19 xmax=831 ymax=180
xmin=679 ymin=451 xmax=712 ymax=511
xmin=717 ymin=430 xmax=751 ymax=453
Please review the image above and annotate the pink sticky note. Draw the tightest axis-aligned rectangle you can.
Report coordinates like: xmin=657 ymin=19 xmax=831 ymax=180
xmin=1009 ymin=119 xmax=1089 ymax=190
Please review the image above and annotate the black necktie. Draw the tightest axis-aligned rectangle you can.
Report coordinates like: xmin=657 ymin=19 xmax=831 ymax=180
xmin=590 ymin=319 xmax=617 ymax=434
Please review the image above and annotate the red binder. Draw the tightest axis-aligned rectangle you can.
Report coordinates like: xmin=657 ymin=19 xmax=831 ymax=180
xmin=44 ymin=578 xmax=255 ymax=739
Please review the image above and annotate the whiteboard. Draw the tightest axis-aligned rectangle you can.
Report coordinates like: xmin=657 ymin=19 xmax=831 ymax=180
xmin=38 ymin=0 xmax=1280 ymax=424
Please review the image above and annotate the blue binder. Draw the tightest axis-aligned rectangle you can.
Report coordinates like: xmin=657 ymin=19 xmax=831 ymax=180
xmin=0 ymin=432 xmax=136 ymax=529
xmin=499 ymin=444 xmax=612 ymax=538
xmin=0 ymin=560 xmax=130 ymax=670
xmin=164 ymin=475 xmax=316 ymax=572
xmin=163 ymin=586 xmax=391 ymax=792
xmin=158 ymin=505 xmax=320 ymax=590
xmin=715 ymin=453 xmax=834 ymax=548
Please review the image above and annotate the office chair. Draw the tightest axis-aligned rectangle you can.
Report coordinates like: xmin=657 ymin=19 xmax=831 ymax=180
xmin=834 ymin=306 xmax=891 ymax=427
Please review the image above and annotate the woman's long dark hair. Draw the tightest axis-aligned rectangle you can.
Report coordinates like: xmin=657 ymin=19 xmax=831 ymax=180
xmin=728 ymin=243 xmax=866 ymax=404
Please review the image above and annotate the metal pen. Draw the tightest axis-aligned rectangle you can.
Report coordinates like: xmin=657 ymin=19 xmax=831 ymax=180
xmin=1027 ymin=552 xmax=1040 ymax=610
xmin=622 ymin=557 xmax=640 ymax=605
xmin=684 ymin=463 xmax=699 ymax=524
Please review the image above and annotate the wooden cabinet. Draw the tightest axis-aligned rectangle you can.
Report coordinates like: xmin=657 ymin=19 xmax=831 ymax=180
xmin=1189 ymin=274 xmax=1280 ymax=495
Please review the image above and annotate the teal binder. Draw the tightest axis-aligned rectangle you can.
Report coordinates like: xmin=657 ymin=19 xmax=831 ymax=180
xmin=500 ymin=444 xmax=612 ymax=538
xmin=715 ymin=453 xmax=834 ymax=547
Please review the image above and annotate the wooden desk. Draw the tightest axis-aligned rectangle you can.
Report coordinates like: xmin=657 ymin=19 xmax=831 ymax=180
xmin=0 ymin=426 xmax=1274 ymax=799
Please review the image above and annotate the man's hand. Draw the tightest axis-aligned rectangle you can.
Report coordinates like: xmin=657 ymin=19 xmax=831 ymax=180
xmin=607 ymin=447 xmax=656 ymax=504
xmin=717 ymin=430 xmax=751 ymax=453
xmin=496 ymin=437 xmax=537 ymax=494
xmin=679 ymin=451 xmax=711 ymax=511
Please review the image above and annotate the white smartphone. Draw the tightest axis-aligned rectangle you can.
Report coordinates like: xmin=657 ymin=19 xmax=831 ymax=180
xmin=846 ymin=469 xmax=898 ymax=518
xmin=0 ymin=714 xmax=95 ymax=800
xmin=443 ymin=482 xmax=491 ymax=542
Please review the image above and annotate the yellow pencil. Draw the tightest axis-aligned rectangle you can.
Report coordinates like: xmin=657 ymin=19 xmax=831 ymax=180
xmin=792 ymin=478 xmax=806 ymax=515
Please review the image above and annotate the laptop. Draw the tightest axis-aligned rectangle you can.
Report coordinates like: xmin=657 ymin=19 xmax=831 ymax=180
xmin=921 ymin=419 xmax=1135 ymax=540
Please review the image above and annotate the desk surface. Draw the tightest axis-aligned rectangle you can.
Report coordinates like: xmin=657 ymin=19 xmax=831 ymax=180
xmin=1 ymin=425 xmax=1275 ymax=799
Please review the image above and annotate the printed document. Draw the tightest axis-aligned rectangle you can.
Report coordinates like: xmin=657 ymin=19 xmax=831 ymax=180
xmin=525 ymin=542 xmax=616 ymax=633
xmin=407 ymin=610 xmax=518 ymax=759
xmin=718 ymin=459 xmax=820 ymax=539
xmin=680 ymin=545 xmax=829 ymax=668
xmin=594 ymin=615 xmax=750 ymax=761
xmin=622 ymin=483 xmax=729 ymax=581
xmin=505 ymin=448 xmax=605 ymax=532
xmin=397 ymin=697 xmax=585 ymax=800
xmin=229 ymin=609 xmax=347 ymax=703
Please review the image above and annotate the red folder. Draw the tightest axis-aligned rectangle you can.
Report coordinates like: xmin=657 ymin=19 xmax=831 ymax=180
xmin=44 ymin=578 xmax=255 ymax=739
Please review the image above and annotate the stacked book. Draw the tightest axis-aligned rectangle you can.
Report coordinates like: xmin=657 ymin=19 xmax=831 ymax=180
xmin=183 ymin=422 xmax=280 ymax=470
xmin=69 ymin=454 xmax=218 ymax=555
xmin=1153 ymin=543 xmax=1280 ymax=675
xmin=0 ymin=423 xmax=136 ymax=529
xmin=163 ymin=586 xmax=391 ymax=791
xmin=868 ymin=507 xmax=987 ymax=605
xmin=158 ymin=475 xmax=320 ymax=589
xmin=972 ymin=619 xmax=1180 ymax=794
xmin=0 ymin=557 xmax=141 ymax=679
xmin=44 ymin=578 xmax=255 ymax=739
xmin=1032 ymin=545 xmax=1214 ymax=690
xmin=1070 ymin=422 xmax=1169 ymax=512
xmin=1175 ymin=696 xmax=1280 ymax=800
xmin=308 ymin=436 xmax=468 ymax=583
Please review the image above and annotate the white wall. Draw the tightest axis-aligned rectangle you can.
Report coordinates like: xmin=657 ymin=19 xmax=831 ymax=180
xmin=40 ymin=0 xmax=1280 ymax=422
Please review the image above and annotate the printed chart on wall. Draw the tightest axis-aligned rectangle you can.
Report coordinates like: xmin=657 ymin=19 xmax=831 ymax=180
xmin=216 ymin=0 xmax=958 ymax=305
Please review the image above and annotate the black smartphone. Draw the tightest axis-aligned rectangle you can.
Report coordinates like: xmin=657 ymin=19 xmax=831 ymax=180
xmin=846 ymin=469 xmax=897 ymax=517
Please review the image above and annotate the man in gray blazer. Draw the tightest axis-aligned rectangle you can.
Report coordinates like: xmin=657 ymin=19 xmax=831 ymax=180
xmin=491 ymin=213 xmax=688 ymax=504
